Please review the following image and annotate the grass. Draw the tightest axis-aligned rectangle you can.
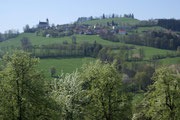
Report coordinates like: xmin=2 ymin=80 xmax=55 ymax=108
xmin=80 ymin=17 xmax=140 ymax=26
xmin=1 ymin=33 xmax=175 ymax=61
xmin=38 ymin=57 xmax=96 ymax=79
xmin=136 ymin=26 xmax=167 ymax=33
xmin=132 ymin=46 xmax=174 ymax=60
xmin=158 ymin=57 xmax=180 ymax=64
xmin=114 ymin=45 xmax=175 ymax=60
xmin=0 ymin=32 xmax=178 ymax=77
xmin=0 ymin=55 xmax=96 ymax=79
xmin=0 ymin=33 xmax=124 ymax=50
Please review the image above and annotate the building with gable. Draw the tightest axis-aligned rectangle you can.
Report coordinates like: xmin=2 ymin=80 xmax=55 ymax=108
xmin=38 ymin=19 xmax=49 ymax=29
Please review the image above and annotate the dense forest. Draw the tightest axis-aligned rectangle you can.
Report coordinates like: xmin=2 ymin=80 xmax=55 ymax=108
xmin=100 ymin=31 xmax=180 ymax=50
xmin=158 ymin=19 xmax=180 ymax=31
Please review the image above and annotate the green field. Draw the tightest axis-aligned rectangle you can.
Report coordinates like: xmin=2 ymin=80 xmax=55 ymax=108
xmin=136 ymin=26 xmax=167 ymax=33
xmin=80 ymin=17 xmax=140 ymax=26
xmin=114 ymin=45 xmax=175 ymax=60
xmin=38 ymin=57 xmax=95 ymax=79
xmin=0 ymin=32 xmax=179 ymax=75
xmin=158 ymin=57 xmax=180 ymax=64
xmin=0 ymin=33 xmax=124 ymax=49
xmin=131 ymin=46 xmax=175 ymax=60
xmin=0 ymin=33 xmax=176 ymax=60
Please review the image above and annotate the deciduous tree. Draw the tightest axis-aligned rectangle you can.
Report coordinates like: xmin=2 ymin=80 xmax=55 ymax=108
xmin=0 ymin=51 xmax=53 ymax=120
xmin=80 ymin=60 xmax=132 ymax=120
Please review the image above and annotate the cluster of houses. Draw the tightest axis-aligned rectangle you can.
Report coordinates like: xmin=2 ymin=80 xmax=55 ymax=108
xmin=58 ymin=24 xmax=130 ymax=36
xmin=37 ymin=19 xmax=130 ymax=36
xmin=37 ymin=19 xmax=176 ymax=38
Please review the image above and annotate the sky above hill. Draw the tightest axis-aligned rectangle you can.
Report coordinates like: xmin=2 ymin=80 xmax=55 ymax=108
xmin=0 ymin=0 xmax=180 ymax=33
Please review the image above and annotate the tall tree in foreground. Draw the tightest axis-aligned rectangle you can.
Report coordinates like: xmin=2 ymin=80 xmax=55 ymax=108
xmin=0 ymin=51 xmax=53 ymax=120
xmin=133 ymin=66 xmax=180 ymax=120
xmin=50 ymin=71 xmax=84 ymax=120
xmin=80 ymin=60 xmax=132 ymax=120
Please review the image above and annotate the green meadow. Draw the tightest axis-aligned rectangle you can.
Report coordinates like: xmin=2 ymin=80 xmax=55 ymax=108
xmin=80 ymin=17 xmax=140 ymax=26
xmin=131 ymin=45 xmax=175 ymax=60
xmin=38 ymin=57 xmax=95 ymax=79
xmin=136 ymin=26 xmax=167 ymax=33
xmin=158 ymin=57 xmax=180 ymax=64
xmin=0 ymin=32 xmax=178 ymax=75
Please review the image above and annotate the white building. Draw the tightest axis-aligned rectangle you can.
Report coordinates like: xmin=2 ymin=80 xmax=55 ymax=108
xmin=38 ymin=19 xmax=49 ymax=29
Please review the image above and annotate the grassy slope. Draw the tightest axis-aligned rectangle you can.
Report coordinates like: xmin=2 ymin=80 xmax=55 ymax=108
xmin=130 ymin=46 xmax=174 ymax=60
xmin=0 ymin=33 xmax=123 ymax=48
xmin=0 ymin=33 xmax=177 ymax=74
xmin=0 ymin=33 xmax=176 ymax=59
xmin=136 ymin=26 xmax=167 ymax=33
xmin=39 ymin=57 xmax=95 ymax=78
xmin=158 ymin=57 xmax=180 ymax=64
xmin=114 ymin=44 xmax=175 ymax=60
xmin=80 ymin=17 xmax=140 ymax=25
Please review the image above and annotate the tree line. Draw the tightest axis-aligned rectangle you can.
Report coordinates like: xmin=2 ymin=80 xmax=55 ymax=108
xmin=21 ymin=37 xmax=102 ymax=58
xmin=76 ymin=13 xmax=135 ymax=24
xmin=0 ymin=30 xmax=19 ymax=42
xmin=100 ymin=31 xmax=180 ymax=50
xmin=158 ymin=19 xmax=180 ymax=31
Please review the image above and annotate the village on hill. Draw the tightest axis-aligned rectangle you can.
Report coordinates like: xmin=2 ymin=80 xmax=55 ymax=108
xmin=23 ymin=13 xmax=177 ymax=41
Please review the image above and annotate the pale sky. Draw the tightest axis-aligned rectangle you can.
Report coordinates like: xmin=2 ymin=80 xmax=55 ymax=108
xmin=0 ymin=0 xmax=179 ymax=33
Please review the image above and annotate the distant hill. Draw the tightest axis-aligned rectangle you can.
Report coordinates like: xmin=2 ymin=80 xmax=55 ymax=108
xmin=79 ymin=17 xmax=140 ymax=26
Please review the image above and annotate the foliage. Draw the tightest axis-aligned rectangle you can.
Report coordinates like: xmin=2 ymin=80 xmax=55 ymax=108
xmin=133 ymin=72 xmax=147 ymax=91
xmin=80 ymin=17 xmax=140 ymax=26
xmin=139 ymin=48 xmax=145 ymax=59
xmin=158 ymin=19 xmax=180 ymax=31
xmin=119 ymin=31 xmax=180 ymax=50
xmin=39 ymin=57 xmax=95 ymax=79
xmin=50 ymin=66 xmax=56 ymax=77
xmin=50 ymin=71 xmax=83 ymax=119
xmin=0 ymin=29 xmax=19 ymax=42
xmin=80 ymin=60 xmax=132 ymax=120
xmin=72 ymin=36 xmax=77 ymax=44
xmin=0 ymin=51 xmax=54 ymax=120
xmin=21 ymin=37 xmax=32 ymax=51
xmin=134 ymin=66 xmax=180 ymax=120
xmin=31 ymin=42 xmax=102 ymax=58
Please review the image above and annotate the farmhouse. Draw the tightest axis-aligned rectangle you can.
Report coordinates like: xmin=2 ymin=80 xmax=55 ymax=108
xmin=75 ymin=29 xmax=83 ymax=34
xmin=38 ymin=19 xmax=49 ymax=29
xmin=85 ymin=29 xmax=92 ymax=35
xmin=119 ymin=30 xmax=126 ymax=35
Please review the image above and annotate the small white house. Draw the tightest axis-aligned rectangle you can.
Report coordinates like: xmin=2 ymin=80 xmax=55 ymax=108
xmin=46 ymin=34 xmax=51 ymax=38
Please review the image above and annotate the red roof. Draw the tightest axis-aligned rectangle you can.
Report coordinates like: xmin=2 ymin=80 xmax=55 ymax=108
xmin=119 ymin=30 xmax=126 ymax=32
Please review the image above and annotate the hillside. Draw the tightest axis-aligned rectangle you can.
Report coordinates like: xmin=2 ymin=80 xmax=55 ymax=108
xmin=135 ymin=26 xmax=167 ymax=33
xmin=0 ymin=33 xmax=175 ymax=56
xmin=80 ymin=17 xmax=140 ymax=25
xmin=0 ymin=17 xmax=179 ymax=77
xmin=39 ymin=57 xmax=95 ymax=79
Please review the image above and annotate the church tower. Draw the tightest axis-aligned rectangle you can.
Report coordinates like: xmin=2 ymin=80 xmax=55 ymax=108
xmin=46 ymin=18 xmax=49 ymax=25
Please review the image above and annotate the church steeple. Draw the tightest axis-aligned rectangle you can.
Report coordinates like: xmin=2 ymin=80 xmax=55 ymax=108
xmin=46 ymin=18 xmax=49 ymax=25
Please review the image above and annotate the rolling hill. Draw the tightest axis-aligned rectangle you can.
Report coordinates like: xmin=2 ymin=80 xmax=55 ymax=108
xmin=0 ymin=17 xmax=178 ymax=77
xmin=80 ymin=17 xmax=140 ymax=25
